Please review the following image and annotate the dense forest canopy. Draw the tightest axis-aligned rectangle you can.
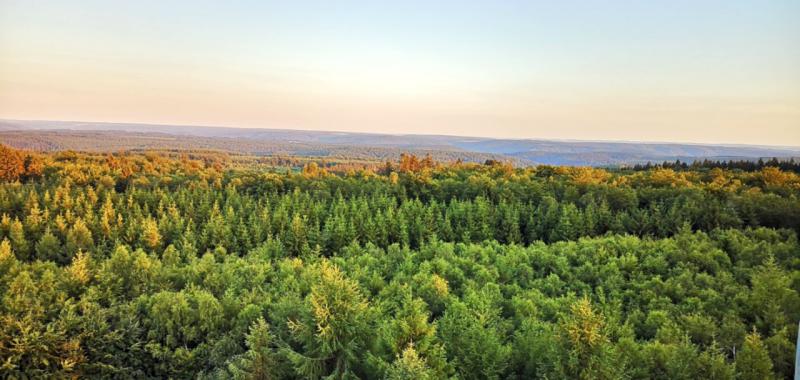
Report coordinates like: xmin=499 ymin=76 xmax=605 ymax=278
xmin=0 ymin=145 xmax=798 ymax=379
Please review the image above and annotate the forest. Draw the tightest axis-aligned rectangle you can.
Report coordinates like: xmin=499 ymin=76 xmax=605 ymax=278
xmin=0 ymin=144 xmax=798 ymax=379
xmin=0 ymin=129 xmax=511 ymax=166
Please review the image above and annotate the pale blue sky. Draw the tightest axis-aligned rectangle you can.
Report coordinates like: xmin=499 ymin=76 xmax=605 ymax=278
xmin=1 ymin=0 xmax=799 ymax=145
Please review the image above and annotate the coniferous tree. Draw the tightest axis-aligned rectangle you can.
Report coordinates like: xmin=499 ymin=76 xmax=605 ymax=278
xmin=735 ymin=330 xmax=773 ymax=380
xmin=226 ymin=317 xmax=279 ymax=380
xmin=8 ymin=219 xmax=29 ymax=260
xmin=66 ymin=218 xmax=93 ymax=258
xmin=35 ymin=228 xmax=63 ymax=263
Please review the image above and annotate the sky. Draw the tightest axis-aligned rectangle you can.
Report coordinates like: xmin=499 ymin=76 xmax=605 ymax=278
xmin=1 ymin=0 xmax=799 ymax=146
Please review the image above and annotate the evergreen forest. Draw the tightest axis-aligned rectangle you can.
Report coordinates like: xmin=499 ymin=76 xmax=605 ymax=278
xmin=0 ymin=145 xmax=798 ymax=379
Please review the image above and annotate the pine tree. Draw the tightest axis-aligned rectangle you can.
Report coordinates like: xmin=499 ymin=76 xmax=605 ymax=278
xmin=387 ymin=343 xmax=435 ymax=380
xmin=227 ymin=317 xmax=278 ymax=380
xmin=559 ymin=297 xmax=620 ymax=380
xmin=25 ymin=193 xmax=43 ymax=233
xmin=66 ymin=218 xmax=93 ymax=257
xmin=382 ymin=294 xmax=449 ymax=378
xmin=68 ymin=250 xmax=92 ymax=286
xmin=140 ymin=218 xmax=162 ymax=251
xmin=286 ymin=213 xmax=310 ymax=257
xmin=9 ymin=219 xmax=29 ymax=260
xmin=0 ymin=238 xmax=17 ymax=278
xmin=161 ymin=244 xmax=181 ymax=267
xmin=735 ymin=330 xmax=773 ymax=380
xmin=35 ymin=228 xmax=63 ymax=263
xmin=437 ymin=289 xmax=511 ymax=380
xmin=284 ymin=261 xmax=371 ymax=379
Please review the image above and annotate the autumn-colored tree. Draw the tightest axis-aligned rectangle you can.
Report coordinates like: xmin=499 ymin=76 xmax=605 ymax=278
xmin=399 ymin=153 xmax=421 ymax=173
xmin=302 ymin=161 xmax=327 ymax=178
xmin=571 ymin=167 xmax=610 ymax=185
xmin=68 ymin=250 xmax=92 ymax=286
xmin=0 ymin=144 xmax=25 ymax=181
xmin=140 ymin=218 xmax=162 ymax=251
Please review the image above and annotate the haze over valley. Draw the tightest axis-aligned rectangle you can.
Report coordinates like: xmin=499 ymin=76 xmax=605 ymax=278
xmin=3 ymin=119 xmax=798 ymax=167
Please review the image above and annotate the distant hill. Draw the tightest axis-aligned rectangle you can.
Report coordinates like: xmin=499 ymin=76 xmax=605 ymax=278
xmin=0 ymin=129 xmax=511 ymax=165
xmin=2 ymin=119 xmax=798 ymax=166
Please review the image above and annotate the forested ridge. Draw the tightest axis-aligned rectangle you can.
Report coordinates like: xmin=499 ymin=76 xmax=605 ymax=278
xmin=0 ymin=145 xmax=798 ymax=379
xmin=0 ymin=130 xmax=513 ymax=166
xmin=4 ymin=125 xmax=799 ymax=167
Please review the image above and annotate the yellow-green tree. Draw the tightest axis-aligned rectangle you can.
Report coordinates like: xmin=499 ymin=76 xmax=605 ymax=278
xmin=140 ymin=218 xmax=162 ymax=251
xmin=284 ymin=261 xmax=371 ymax=379
xmin=735 ymin=330 xmax=774 ymax=380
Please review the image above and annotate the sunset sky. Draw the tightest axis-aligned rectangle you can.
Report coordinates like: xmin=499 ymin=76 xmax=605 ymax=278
xmin=1 ymin=0 xmax=799 ymax=146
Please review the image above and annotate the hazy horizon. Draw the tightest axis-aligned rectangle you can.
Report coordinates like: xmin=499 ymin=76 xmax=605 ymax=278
xmin=5 ymin=117 xmax=800 ymax=150
xmin=2 ymin=1 xmax=799 ymax=146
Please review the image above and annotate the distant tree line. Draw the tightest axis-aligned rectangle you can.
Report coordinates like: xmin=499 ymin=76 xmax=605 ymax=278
xmin=632 ymin=157 xmax=800 ymax=173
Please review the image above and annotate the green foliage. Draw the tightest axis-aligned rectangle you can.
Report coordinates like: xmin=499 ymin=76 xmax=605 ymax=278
xmin=736 ymin=330 xmax=774 ymax=380
xmin=66 ymin=218 xmax=93 ymax=257
xmin=386 ymin=343 xmax=436 ymax=380
xmin=282 ymin=261 xmax=372 ymax=379
xmin=35 ymin=228 xmax=63 ymax=263
xmin=558 ymin=297 xmax=621 ymax=380
xmin=438 ymin=287 xmax=511 ymax=379
xmin=224 ymin=317 xmax=279 ymax=380
xmin=0 ymin=151 xmax=797 ymax=379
